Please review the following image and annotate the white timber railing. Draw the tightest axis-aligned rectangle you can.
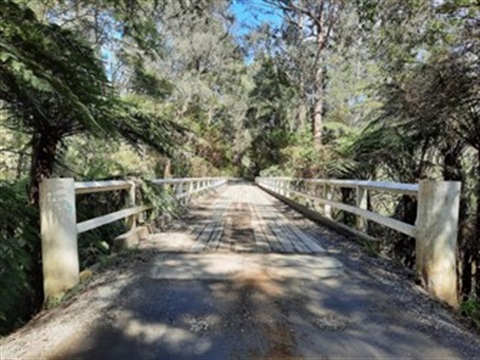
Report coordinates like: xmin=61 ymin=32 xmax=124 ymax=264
xmin=151 ymin=177 xmax=228 ymax=200
xmin=39 ymin=176 xmax=227 ymax=301
xmin=256 ymin=177 xmax=461 ymax=307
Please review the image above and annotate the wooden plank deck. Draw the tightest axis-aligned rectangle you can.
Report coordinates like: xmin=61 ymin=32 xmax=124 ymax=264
xmin=146 ymin=182 xmax=326 ymax=254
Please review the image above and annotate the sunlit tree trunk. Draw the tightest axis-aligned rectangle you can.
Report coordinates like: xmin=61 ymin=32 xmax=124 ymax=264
xmin=313 ymin=58 xmax=324 ymax=148
xmin=312 ymin=3 xmax=326 ymax=149
xmin=164 ymin=158 xmax=172 ymax=178
xmin=475 ymin=150 xmax=480 ymax=297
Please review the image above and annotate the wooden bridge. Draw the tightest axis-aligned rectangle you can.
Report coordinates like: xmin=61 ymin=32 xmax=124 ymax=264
xmin=40 ymin=176 xmax=460 ymax=305
xmin=148 ymin=183 xmax=327 ymax=254
xmin=5 ymin=176 xmax=479 ymax=359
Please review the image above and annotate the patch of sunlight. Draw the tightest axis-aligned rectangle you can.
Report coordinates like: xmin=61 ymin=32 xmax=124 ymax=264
xmin=116 ymin=310 xmax=212 ymax=355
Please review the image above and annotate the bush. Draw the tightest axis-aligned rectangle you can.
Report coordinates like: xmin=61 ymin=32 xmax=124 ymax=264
xmin=461 ymin=298 xmax=480 ymax=330
xmin=0 ymin=179 xmax=38 ymax=335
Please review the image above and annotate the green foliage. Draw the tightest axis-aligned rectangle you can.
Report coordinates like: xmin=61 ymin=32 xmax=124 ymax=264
xmin=141 ymin=179 xmax=184 ymax=222
xmin=0 ymin=0 xmax=110 ymax=133
xmin=358 ymin=238 xmax=379 ymax=258
xmin=461 ymin=298 xmax=480 ymax=330
xmin=0 ymin=180 xmax=37 ymax=335
xmin=76 ymin=191 xmax=126 ymax=268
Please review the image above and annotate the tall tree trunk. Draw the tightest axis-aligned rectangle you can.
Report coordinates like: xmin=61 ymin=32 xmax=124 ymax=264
xmin=28 ymin=132 xmax=60 ymax=205
xmin=442 ymin=147 xmax=470 ymax=298
xmin=313 ymin=19 xmax=325 ymax=149
xmin=313 ymin=63 xmax=323 ymax=149
xmin=28 ymin=131 xmax=60 ymax=309
xmin=475 ymin=150 xmax=480 ymax=297
xmin=164 ymin=158 xmax=172 ymax=178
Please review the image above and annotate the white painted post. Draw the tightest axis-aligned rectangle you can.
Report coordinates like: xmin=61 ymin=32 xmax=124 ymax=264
xmin=324 ymin=184 xmax=332 ymax=219
xmin=188 ymin=181 xmax=194 ymax=201
xmin=126 ymin=180 xmax=136 ymax=229
xmin=176 ymin=181 xmax=184 ymax=202
xmin=279 ymin=180 xmax=285 ymax=196
xmin=40 ymin=178 xmax=79 ymax=301
xmin=415 ymin=181 xmax=461 ymax=308
xmin=356 ymin=185 xmax=368 ymax=232
xmin=286 ymin=179 xmax=292 ymax=198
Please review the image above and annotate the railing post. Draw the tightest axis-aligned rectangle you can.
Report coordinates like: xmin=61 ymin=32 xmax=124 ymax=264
xmin=323 ymin=184 xmax=332 ymax=219
xmin=285 ymin=179 xmax=291 ymax=198
xmin=279 ymin=180 xmax=284 ymax=196
xmin=176 ymin=181 xmax=184 ymax=201
xmin=40 ymin=178 xmax=79 ymax=301
xmin=415 ymin=181 xmax=461 ymax=307
xmin=188 ymin=181 xmax=194 ymax=201
xmin=356 ymin=185 xmax=368 ymax=232
xmin=126 ymin=180 xmax=136 ymax=230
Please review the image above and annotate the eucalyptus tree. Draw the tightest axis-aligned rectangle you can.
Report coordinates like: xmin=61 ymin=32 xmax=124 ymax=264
xmin=245 ymin=57 xmax=299 ymax=175
xmin=137 ymin=0 xmax=252 ymax=176
xmin=265 ymin=0 xmax=345 ymax=148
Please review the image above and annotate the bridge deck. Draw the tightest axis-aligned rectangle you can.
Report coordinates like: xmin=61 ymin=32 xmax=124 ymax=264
xmin=143 ymin=182 xmax=326 ymax=254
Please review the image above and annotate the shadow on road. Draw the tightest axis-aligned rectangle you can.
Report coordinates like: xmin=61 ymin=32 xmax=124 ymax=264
xmin=47 ymin=248 xmax=478 ymax=359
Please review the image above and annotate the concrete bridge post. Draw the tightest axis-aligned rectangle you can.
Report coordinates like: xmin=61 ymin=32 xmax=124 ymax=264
xmin=176 ymin=181 xmax=184 ymax=203
xmin=323 ymin=184 xmax=332 ymax=219
xmin=126 ymin=180 xmax=137 ymax=229
xmin=356 ymin=185 xmax=368 ymax=232
xmin=285 ymin=179 xmax=292 ymax=198
xmin=415 ymin=181 xmax=461 ymax=307
xmin=279 ymin=179 xmax=285 ymax=196
xmin=188 ymin=181 xmax=194 ymax=201
xmin=39 ymin=178 xmax=79 ymax=302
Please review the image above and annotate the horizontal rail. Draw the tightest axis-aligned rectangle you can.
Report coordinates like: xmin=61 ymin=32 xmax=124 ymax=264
xmin=256 ymin=177 xmax=417 ymax=238
xmin=151 ymin=177 xmax=226 ymax=185
xmin=75 ymin=180 xmax=131 ymax=195
xmin=152 ymin=178 xmax=227 ymax=199
xmin=75 ymin=177 xmax=228 ymax=234
xmin=287 ymin=188 xmax=415 ymax=237
xmin=258 ymin=177 xmax=418 ymax=196
xmin=77 ymin=206 xmax=149 ymax=234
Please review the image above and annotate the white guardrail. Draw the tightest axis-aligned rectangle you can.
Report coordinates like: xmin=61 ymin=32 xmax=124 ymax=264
xmin=255 ymin=177 xmax=461 ymax=307
xmin=75 ymin=177 xmax=227 ymax=234
xmin=39 ymin=177 xmax=227 ymax=300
